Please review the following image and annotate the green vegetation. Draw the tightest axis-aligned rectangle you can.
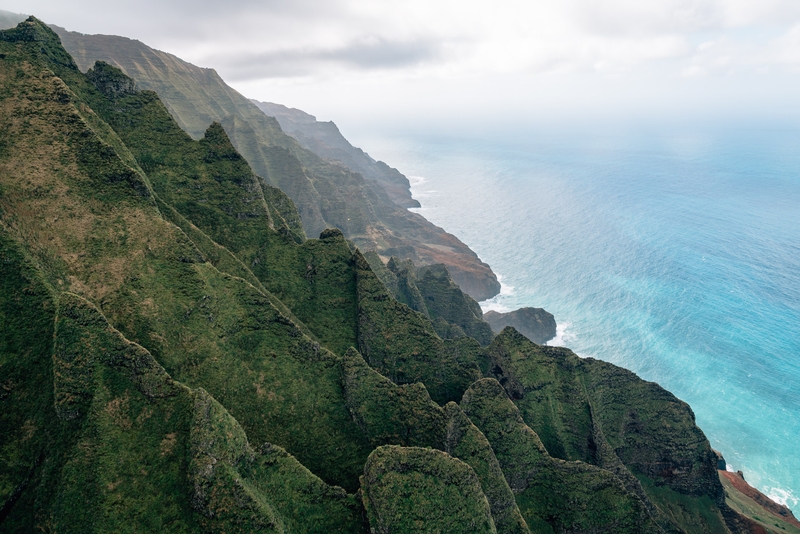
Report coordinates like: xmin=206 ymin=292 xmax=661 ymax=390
xmin=51 ymin=24 xmax=502 ymax=300
xmin=366 ymin=253 xmax=495 ymax=345
xmin=443 ymin=403 xmax=530 ymax=534
xmin=361 ymin=446 xmax=497 ymax=533
xmin=0 ymin=17 xmax=776 ymax=532
xmin=462 ymin=379 xmax=660 ymax=534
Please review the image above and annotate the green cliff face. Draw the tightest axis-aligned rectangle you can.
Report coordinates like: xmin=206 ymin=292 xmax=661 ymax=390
xmin=364 ymin=253 xmax=495 ymax=346
xmin=0 ymin=17 xmax=761 ymax=533
xmin=462 ymin=379 xmax=661 ymax=534
xmin=485 ymin=328 xmax=730 ymax=533
xmin=361 ymin=446 xmax=497 ymax=533
xmin=46 ymin=24 xmax=501 ymax=301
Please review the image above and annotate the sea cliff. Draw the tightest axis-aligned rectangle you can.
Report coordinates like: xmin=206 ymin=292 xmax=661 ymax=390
xmin=0 ymin=15 xmax=791 ymax=533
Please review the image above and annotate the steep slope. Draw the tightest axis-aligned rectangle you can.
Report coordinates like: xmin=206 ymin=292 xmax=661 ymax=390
xmin=252 ymin=100 xmax=419 ymax=209
xmin=48 ymin=25 xmax=501 ymax=300
xmin=485 ymin=328 xmax=732 ymax=533
xmin=0 ymin=19 xmax=374 ymax=492
xmin=0 ymin=238 xmax=362 ymax=531
xmin=0 ymin=16 xmax=774 ymax=533
xmin=364 ymin=253 xmax=494 ymax=345
xmin=361 ymin=446 xmax=497 ymax=533
xmin=462 ymin=379 xmax=661 ymax=534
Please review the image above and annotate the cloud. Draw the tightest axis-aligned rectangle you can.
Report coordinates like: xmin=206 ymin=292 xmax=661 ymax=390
xmin=6 ymin=0 xmax=800 ymax=125
xmin=209 ymin=36 xmax=445 ymax=80
xmin=9 ymin=0 xmax=800 ymax=81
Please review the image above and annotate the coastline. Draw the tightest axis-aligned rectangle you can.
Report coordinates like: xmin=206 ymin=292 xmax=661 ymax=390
xmin=402 ymin=154 xmax=798 ymax=518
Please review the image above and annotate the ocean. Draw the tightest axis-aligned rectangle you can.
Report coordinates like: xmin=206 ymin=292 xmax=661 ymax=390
xmin=353 ymin=121 xmax=800 ymax=511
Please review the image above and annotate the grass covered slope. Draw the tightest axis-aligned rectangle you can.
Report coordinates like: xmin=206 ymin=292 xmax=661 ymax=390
xmin=486 ymin=328 xmax=731 ymax=533
xmin=0 ymin=18 xmax=373 ymax=491
xmin=49 ymin=24 xmax=502 ymax=301
xmin=361 ymin=446 xmax=497 ymax=534
xmin=0 ymin=239 xmax=361 ymax=531
xmin=0 ymin=16 xmax=774 ymax=533
xmin=462 ymin=378 xmax=660 ymax=534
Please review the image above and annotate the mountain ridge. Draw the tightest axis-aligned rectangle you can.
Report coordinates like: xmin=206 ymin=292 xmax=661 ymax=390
xmin=47 ymin=22 xmax=501 ymax=301
xmin=0 ymin=15 xmax=791 ymax=533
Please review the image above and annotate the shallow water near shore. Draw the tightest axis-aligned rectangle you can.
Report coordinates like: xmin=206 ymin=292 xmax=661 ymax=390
xmin=354 ymin=121 xmax=800 ymax=511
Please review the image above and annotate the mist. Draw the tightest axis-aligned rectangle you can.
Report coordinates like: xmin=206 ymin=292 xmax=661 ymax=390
xmin=4 ymin=0 xmax=800 ymax=135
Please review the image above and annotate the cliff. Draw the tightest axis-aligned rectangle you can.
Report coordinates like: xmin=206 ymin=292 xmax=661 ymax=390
xmin=43 ymin=24 xmax=500 ymax=301
xmin=484 ymin=308 xmax=557 ymax=345
xmin=0 ymin=16 xmax=782 ymax=533
xmin=252 ymin=100 xmax=420 ymax=209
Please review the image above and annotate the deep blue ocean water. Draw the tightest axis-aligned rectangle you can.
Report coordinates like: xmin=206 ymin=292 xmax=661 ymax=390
xmin=355 ymin=122 xmax=800 ymax=511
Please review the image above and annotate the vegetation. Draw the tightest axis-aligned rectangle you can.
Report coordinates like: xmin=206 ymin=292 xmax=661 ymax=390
xmin=361 ymin=446 xmax=496 ymax=533
xmin=0 ymin=17 xmax=778 ymax=532
xmin=50 ymin=23 xmax=502 ymax=300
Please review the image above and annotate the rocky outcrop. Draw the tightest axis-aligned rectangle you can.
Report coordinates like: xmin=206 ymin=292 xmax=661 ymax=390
xmin=720 ymin=470 xmax=800 ymax=532
xmin=484 ymin=308 xmax=556 ymax=345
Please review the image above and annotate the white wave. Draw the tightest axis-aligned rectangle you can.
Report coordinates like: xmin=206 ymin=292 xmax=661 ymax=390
xmin=479 ymin=274 xmax=514 ymax=313
xmin=764 ymin=486 xmax=799 ymax=510
xmin=546 ymin=321 xmax=572 ymax=347
xmin=407 ymin=175 xmax=426 ymax=187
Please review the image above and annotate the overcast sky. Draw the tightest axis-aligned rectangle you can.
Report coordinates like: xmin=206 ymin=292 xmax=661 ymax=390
xmin=5 ymin=1 xmax=800 ymax=132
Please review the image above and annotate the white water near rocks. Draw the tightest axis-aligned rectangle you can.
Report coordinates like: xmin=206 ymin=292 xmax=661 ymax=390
xmin=357 ymin=123 xmax=800 ymax=510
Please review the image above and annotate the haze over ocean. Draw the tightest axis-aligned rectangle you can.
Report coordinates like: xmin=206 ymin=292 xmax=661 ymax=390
xmin=355 ymin=121 xmax=800 ymax=511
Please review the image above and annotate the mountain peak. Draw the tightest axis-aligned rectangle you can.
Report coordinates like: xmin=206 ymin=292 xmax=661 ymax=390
xmin=0 ymin=16 xmax=60 ymax=44
xmin=86 ymin=60 xmax=136 ymax=98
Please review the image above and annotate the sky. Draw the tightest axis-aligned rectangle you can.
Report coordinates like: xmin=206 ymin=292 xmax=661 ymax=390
xmin=4 ymin=1 xmax=800 ymax=132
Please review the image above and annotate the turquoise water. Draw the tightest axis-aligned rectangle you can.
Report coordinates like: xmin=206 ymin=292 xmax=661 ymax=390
xmin=356 ymin=123 xmax=800 ymax=511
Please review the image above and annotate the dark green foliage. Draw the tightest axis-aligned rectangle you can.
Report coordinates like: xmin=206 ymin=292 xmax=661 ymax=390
xmin=342 ymin=348 xmax=531 ymax=532
xmin=79 ymin=72 xmax=359 ymax=355
xmin=462 ymin=379 xmax=660 ymax=534
xmin=355 ymin=250 xmax=482 ymax=404
xmin=367 ymin=254 xmax=494 ymax=345
xmin=189 ymin=389 xmax=363 ymax=533
xmin=486 ymin=328 xmax=728 ymax=532
xmin=485 ymin=328 xmax=597 ymax=464
xmin=361 ymin=446 xmax=497 ymax=533
xmin=342 ymin=348 xmax=446 ymax=449
xmin=386 ymin=256 xmax=429 ymax=316
xmin=0 ymin=233 xmax=57 ymax=526
xmin=579 ymin=356 xmax=722 ymax=498
xmin=415 ymin=263 xmax=494 ymax=345
xmin=0 ymin=32 xmax=372 ymax=492
xmin=444 ymin=403 xmax=530 ymax=534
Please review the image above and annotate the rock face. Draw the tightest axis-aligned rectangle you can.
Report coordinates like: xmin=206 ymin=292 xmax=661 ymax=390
xmin=0 ymin=17 xmax=784 ymax=534
xmin=484 ymin=308 xmax=557 ymax=345
xmin=252 ymin=100 xmax=420 ymax=209
xmin=47 ymin=24 xmax=501 ymax=301
xmin=720 ymin=470 xmax=800 ymax=533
